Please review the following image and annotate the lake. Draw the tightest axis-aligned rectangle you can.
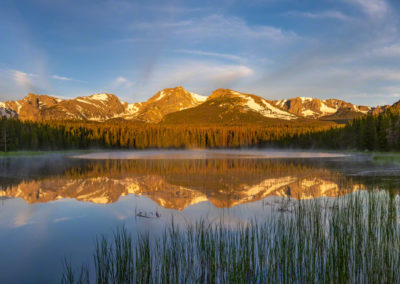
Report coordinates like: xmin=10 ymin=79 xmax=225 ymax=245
xmin=0 ymin=150 xmax=399 ymax=283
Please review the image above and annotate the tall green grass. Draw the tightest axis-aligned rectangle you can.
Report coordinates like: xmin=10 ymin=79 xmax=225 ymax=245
xmin=62 ymin=190 xmax=400 ymax=283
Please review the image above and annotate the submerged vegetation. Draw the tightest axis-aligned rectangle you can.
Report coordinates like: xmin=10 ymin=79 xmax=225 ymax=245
xmin=62 ymin=190 xmax=400 ymax=283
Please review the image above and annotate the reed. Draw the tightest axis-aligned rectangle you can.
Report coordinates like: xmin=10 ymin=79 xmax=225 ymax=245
xmin=62 ymin=190 xmax=400 ymax=283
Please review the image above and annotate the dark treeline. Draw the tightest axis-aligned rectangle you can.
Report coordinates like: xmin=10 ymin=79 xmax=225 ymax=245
xmin=0 ymin=118 xmax=327 ymax=151
xmin=0 ymin=118 xmax=333 ymax=151
xmin=278 ymin=111 xmax=400 ymax=151
xmin=2 ymin=112 xmax=398 ymax=151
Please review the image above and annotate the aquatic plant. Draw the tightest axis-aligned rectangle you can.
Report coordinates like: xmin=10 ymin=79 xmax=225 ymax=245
xmin=62 ymin=190 xmax=400 ymax=283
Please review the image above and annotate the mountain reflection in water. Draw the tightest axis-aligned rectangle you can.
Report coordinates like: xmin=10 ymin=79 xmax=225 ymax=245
xmin=0 ymin=157 xmax=366 ymax=210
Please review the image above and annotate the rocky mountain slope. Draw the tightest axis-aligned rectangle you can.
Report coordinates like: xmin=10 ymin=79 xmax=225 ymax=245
xmin=0 ymin=102 xmax=17 ymax=118
xmin=0 ymin=87 xmax=389 ymax=124
xmin=272 ymin=97 xmax=372 ymax=121
xmin=0 ymin=87 xmax=206 ymax=122
xmin=134 ymin=86 xmax=206 ymax=123
xmin=162 ymin=89 xmax=297 ymax=124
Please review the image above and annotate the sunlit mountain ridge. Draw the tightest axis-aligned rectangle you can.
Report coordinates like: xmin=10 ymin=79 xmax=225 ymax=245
xmin=0 ymin=87 xmax=387 ymax=124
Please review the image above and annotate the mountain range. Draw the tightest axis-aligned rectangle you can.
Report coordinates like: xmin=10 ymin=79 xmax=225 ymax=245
xmin=0 ymin=86 xmax=390 ymax=124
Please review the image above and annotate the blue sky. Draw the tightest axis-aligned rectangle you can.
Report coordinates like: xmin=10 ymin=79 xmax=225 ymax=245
xmin=1 ymin=0 xmax=400 ymax=106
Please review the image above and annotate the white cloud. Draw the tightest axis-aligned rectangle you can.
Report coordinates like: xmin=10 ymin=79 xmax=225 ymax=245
xmin=113 ymin=76 xmax=133 ymax=88
xmin=174 ymin=49 xmax=245 ymax=62
xmin=143 ymin=5 xmax=206 ymax=14
xmin=350 ymin=90 xmax=400 ymax=105
xmin=382 ymin=86 xmax=400 ymax=94
xmin=374 ymin=44 xmax=400 ymax=57
xmin=295 ymin=67 xmax=400 ymax=83
xmin=12 ymin=70 xmax=36 ymax=90
xmin=344 ymin=0 xmax=389 ymax=17
xmin=114 ymin=37 xmax=158 ymax=44
xmin=51 ymin=74 xmax=72 ymax=81
xmin=51 ymin=74 xmax=87 ymax=83
xmin=0 ymin=69 xmax=44 ymax=99
xmin=288 ymin=10 xmax=352 ymax=21
xmin=133 ymin=14 xmax=297 ymax=42
xmin=351 ymin=68 xmax=400 ymax=81
xmin=134 ymin=20 xmax=193 ymax=29
xmin=147 ymin=60 xmax=254 ymax=92
xmin=116 ymin=76 xmax=128 ymax=84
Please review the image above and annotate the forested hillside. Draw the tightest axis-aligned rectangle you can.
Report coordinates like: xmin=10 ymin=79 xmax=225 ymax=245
xmin=1 ymin=108 xmax=399 ymax=152
xmin=279 ymin=111 xmax=400 ymax=151
xmin=0 ymin=118 xmax=334 ymax=151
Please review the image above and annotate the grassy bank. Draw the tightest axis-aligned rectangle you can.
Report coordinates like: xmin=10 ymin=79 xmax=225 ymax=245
xmin=62 ymin=190 xmax=400 ymax=283
xmin=0 ymin=150 xmax=50 ymax=157
xmin=372 ymin=153 xmax=400 ymax=164
xmin=0 ymin=150 xmax=93 ymax=158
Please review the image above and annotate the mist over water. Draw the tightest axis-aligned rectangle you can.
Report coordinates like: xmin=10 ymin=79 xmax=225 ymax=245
xmin=73 ymin=149 xmax=349 ymax=160
xmin=0 ymin=150 xmax=399 ymax=283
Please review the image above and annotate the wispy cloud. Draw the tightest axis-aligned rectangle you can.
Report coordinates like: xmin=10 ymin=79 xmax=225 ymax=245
xmin=51 ymin=74 xmax=87 ymax=83
xmin=113 ymin=37 xmax=158 ymax=44
xmin=13 ymin=70 xmax=36 ymax=87
xmin=113 ymin=76 xmax=133 ymax=88
xmin=319 ymin=67 xmax=400 ymax=82
xmin=374 ymin=44 xmax=400 ymax=57
xmin=287 ymin=10 xmax=352 ymax=21
xmin=343 ymin=0 xmax=389 ymax=17
xmin=52 ymin=74 xmax=72 ymax=81
xmin=174 ymin=49 xmax=245 ymax=62
xmin=134 ymin=20 xmax=193 ymax=29
xmin=143 ymin=5 xmax=206 ymax=14
xmin=133 ymin=14 xmax=297 ymax=42
xmin=181 ymin=15 xmax=297 ymax=41
xmin=9 ymin=70 xmax=40 ymax=94
xmin=0 ymin=68 xmax=44 ymax=98
xmin=144 ymin=60 xmax=255 ymax=94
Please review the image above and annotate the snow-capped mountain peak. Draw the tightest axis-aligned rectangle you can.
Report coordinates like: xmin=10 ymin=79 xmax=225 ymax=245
xmin=0 ymin=88 xmax=385 ymax=123
xmin=272 ymin=97 xmax=373 ymax=120
xmin=209 ymin=89 xmax=297 ymax=120
xmin=190 ymin=92 xmax=207 ymax=103
xmin=88 ymin=93 xmax=114 ymax=101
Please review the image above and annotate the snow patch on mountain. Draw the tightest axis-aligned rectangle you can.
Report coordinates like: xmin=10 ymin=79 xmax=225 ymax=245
xmin=125 ymin=103 xmax=141 ymax=113
xmin=302 ymin=109 xmax=317 ymax=117
xmin=15 ymin=102 xmax=22 ymax=112
xmin=190 ymin=92 xmax=207 ymax=102
xmin=76 ymin=98 xmax=97 ymax=106
xmin=155 ymin=91 xmax=166 ymax=101
xmin=320 ymin=102 xmax=337 ymax=114
xmin=276 ymin=99 xmax=287 ymax=108
xmin=0 ymin=108 xmax=9 ymax=118
xmin=0 ymin=102 xmax=17 ymax=118
xmin=88 ymin=93 xmax=111 ymax=101
xmin=300 ymin=97 xmax=313 ymax=103
xmin=237 ymin=94 xmax=297 ymax=120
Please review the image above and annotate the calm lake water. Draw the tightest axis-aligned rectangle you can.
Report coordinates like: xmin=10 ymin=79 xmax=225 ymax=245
xmin=0 ymin=150 xmax=399 ymax=283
